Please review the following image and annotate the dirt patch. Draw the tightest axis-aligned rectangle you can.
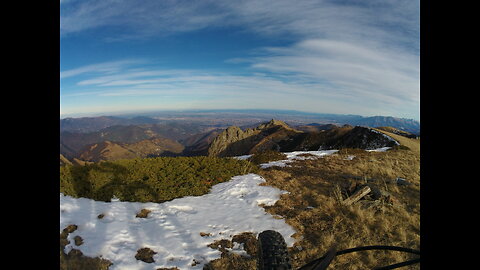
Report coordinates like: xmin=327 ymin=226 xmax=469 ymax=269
xmin=232 ymin=232 xmax=258 ymax=257
xmin=204 ymin=232 xmax=260 ymax=270
xmin=136 ymin=208 xmax=151 ymax=218
xmin=207 ymin=239 xmax=234 ymax=253
xmin=135 ymin=247 xmax=157 ymax=263
xmin=74 ymin=235 xmax=84 ymax=246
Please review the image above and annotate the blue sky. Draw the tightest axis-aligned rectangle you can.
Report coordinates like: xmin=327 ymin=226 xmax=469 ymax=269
xmin=60 ymin=0 xmax=420 ymax=120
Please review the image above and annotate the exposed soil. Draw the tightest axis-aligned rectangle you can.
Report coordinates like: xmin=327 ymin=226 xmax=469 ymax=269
xmin=136 ymin=208 xmax=152 ymax=218
xmin=135 ymin=247 xmax=157 ymax=263
xmin=204 ymin=232 xmax=259 ymax=269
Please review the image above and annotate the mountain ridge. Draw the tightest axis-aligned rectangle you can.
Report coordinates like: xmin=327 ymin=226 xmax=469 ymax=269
xmin=60 ymin=114 xmax=419 ymax=164
xmin=77 ymin=137 xmax=184 ymax=162
xmin=206 ymin=120 xmax=401 ymax=158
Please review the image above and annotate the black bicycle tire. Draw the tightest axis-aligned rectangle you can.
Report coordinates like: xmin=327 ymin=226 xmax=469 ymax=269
xmin=257 ymin=230 xmax=292 ymax=270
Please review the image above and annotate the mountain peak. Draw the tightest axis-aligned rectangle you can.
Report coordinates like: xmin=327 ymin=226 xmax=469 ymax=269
xmin=257 ymin=119 xmax=291 ymax=130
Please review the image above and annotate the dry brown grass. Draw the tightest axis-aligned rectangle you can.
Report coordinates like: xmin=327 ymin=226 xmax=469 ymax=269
xmin=373 ymin=128 xmax=420 ymax=154
xmin=204 ymin=137 xmax=420 ymax=270
xmin=256 ymin=143 xmax=420 ymax=269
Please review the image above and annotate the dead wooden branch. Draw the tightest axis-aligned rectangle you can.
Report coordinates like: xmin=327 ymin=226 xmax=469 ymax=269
xmin=342 ymin=185 xmax=371 ymax=206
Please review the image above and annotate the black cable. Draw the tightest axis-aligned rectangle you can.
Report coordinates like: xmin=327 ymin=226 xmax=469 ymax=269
xmin=335 ymin=245 xmax=420 ymax=256
xmin=311 ymin=247 xmax=337 ymax=270
xmin=301 ymin=245 xmax=420 ymax=270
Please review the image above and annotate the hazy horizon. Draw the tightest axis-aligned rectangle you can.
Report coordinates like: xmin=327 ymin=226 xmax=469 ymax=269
xmin=59 ymin=108 xmax=420 ymax=123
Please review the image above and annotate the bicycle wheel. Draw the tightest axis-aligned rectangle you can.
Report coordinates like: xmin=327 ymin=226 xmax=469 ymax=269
xmin=257 ymin=230 xmax=292 ymax=270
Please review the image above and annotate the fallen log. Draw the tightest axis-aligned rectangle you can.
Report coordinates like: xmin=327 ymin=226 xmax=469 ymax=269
xmin=342 ymin=185 xmax=371 ymax=206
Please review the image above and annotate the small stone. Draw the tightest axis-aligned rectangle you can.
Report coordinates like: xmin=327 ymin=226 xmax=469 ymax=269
xmin=396 ymin=177 xmax=410 ymax=186
xmin=200 ymin=232 xmax=212 ymax=237
xmin=135 ymin=247 xmax=157 ymax=263
xmin=136 ymin=209 xmax=151 ymax=218
xmin=74 ymin=235 xmax=84 ymax=246
xmin=63 ymin=224 xmax=78 ymax=234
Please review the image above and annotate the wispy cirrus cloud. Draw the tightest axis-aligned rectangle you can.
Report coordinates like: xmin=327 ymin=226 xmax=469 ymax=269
xmin=60 ymin=0 xmax=419 ymax=48
xmin=60 ymin=0 xmax=231 ymax=40
xmin=60 ymin=0 xmax=419 ymax=119
xmin=248 ymin=39 xmax=419 ymax=104
xmin=60 ymin=59 xmax=145 ymax=79
xmin=61 ymin=58 xmax=417 ymax=118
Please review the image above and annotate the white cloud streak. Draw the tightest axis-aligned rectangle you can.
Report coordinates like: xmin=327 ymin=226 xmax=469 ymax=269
xmin=61 ymin=59 xmax=416 ymax=118
xmin=60 ymin=0 xmax=419 ymax=119
xmin=249 ymin=39 xmax=419 ymax=104
xmin=60 ymin=59 xmax=145 ymax=79
xmin=61 ymin=0 xmax=418 ymax=47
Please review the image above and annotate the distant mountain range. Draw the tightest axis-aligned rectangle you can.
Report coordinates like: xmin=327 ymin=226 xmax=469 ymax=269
xmin=60 ymin=116 xmax=158 ymax=133
xmin=60 ymin=111 xmax=419 ymax=164
xmin=61 ymin=109 xmax=420 ymax=134
xmin=60 ymin=122 xmax=216 ymax=159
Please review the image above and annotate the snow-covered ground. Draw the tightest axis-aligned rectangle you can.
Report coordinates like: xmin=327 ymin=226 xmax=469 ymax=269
xmin=60 ymin=174 xmax=296 ymax=270
xmin=366 ymin=147 xmax=392 ymax=152
xmin=258 ymin=149 xmax=339 ymax=168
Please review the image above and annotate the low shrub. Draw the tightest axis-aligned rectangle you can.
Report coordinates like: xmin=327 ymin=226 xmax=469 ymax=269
xmin=60 ymin=156 xmax=258 ymax=203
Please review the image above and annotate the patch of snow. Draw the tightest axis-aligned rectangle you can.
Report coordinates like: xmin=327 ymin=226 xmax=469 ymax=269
xmin=285 ymin=150 xmax=339 ymax=159
xmin=344 ymin=155 xmax=356 ymax=160
xmin=226 ymin=242 xmax=250 ymax=257
xmin=60 ymin=174 xmax=296 ymax=270
xmin=232 ymin=154 xmax=252 ymax=160
xmin=366 ymin=147 xmax=391 ymax=152
xmin=370 ymin=129 xmax=400 ymax=146
xmin=260 ymin=159 xmax=295 ymax=169
xmin=260 ymin=150 xmax=338 ymax=168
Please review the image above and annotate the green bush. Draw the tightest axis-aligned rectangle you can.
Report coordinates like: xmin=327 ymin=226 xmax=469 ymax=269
xmin=60 ymin=156 xmax=258 ymax=203
xmin=248 ymin=150 xmax=287 ymax=165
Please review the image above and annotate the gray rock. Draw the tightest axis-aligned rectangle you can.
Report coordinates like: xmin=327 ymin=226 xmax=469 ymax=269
xmin=396 ymin=177 xmax=410 ymax=186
